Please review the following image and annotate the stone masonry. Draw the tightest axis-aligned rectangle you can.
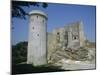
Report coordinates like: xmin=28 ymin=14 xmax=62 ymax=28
xmin=47 ymin=21 xmax=86 ymax=62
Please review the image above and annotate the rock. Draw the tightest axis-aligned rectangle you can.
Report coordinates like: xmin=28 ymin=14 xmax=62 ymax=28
xmin=47 ymin=47 xmax=93 ymax=64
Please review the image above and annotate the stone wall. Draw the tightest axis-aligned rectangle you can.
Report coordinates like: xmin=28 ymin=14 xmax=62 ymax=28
xmin=47 ymin=21 xmax=87 ymax=63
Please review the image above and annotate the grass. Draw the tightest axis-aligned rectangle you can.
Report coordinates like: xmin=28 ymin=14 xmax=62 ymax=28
xmin=12 ymin=63 xmax=66 ymax=75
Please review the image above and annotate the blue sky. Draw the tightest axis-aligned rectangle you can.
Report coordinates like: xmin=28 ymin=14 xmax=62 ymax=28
xmin=12 ymin=3 xmax=96 ymax=45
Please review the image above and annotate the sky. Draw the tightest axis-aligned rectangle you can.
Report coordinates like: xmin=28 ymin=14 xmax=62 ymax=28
xmin=12 ymin=2 xmax=96 ymax=45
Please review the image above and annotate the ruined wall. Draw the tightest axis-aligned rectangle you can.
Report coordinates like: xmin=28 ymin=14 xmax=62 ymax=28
xmin=51 ymin=21 xmax=85 ymax=49
xmin=47 ymin=21 xmax=86 ymax=62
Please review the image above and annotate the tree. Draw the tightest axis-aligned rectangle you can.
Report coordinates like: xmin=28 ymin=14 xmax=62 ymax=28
xmin=12 ymin=41 xmax=28 ymax=65
xmin=12 ymin=1 xmax=48 ymax=19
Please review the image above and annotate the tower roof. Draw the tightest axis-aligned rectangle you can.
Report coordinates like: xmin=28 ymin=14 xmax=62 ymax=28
xmin=29 ymin=10 xmax=48 ymax=19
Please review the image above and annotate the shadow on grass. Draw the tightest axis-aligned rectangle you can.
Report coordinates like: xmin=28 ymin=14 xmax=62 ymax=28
xmin=12 ymin=64 xmax=66 ymax=75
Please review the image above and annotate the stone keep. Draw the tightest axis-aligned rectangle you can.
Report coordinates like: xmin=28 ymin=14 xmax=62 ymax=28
xmin=27 ymin=10 xmax=48 ymax=66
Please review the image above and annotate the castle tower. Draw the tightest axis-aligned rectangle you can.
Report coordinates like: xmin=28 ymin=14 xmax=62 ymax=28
xmin=66 ymin=21 xmax=85 ymax=49
xmin=27 ymin=10 xmax=48 ymax=66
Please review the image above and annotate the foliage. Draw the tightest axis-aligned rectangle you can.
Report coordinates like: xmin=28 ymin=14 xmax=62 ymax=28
xmin=12 ymin=1 xmax=48 ymax=19
xmin=12 ymin=41 xmax=28 ymax=65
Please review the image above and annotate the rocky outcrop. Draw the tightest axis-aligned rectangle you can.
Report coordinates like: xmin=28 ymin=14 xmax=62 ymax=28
xmin=48 ymin=47 xmax=92 ymax=64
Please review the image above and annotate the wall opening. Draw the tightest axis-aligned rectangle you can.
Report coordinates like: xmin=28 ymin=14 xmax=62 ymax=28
xmin=37 ymin=34 xmax=39 ymax=36
xmin=57 ymin=32 xmax=60 ymax=35
xmin=32 ymin=27 xmax=34 ymax=29
xmin=73 ymin=36 xmax=78 ymax=40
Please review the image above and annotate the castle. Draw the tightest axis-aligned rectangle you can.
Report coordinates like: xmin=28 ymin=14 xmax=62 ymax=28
xmin=27 ymin=10 xmax=86 ymax=66
xmin=47 ymin=21 xmax=86 ymax=62
xmin=48 ymin=21 xmax=86 ymax=50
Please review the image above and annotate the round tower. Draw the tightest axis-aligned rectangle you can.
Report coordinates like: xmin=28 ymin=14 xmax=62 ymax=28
xmin=27 ymin=10 xmax=48 ymax=66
